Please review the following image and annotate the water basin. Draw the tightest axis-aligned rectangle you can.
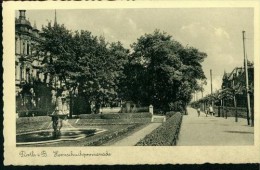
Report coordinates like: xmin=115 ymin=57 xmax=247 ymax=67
xmin=16 ymin=128 xmax=106 ymax=146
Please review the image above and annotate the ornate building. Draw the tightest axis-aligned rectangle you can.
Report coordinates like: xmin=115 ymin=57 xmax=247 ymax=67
xmin=15 ymin=10 xmax=45 ymax=95
xmin=15 ymin=10 xmax=55 ymax=116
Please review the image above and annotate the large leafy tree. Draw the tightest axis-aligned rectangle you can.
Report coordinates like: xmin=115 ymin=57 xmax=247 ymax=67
xmin=123 ymin=30 xmax=206 ymax=112
xmin=32 ymin=23 xmax=78 ymax=91
xmin=33 ymin=24 xmax=129 ymax=113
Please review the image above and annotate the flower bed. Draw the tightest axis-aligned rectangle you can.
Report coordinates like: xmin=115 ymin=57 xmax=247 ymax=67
xmin=135 ymin=112 xmax=182 ymax=146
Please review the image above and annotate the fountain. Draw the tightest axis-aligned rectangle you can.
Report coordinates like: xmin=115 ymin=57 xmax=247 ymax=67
xmin=49 ymin=96 xmax=69 ymax=137
xmin=16 ymin=95 xmax=106 ymax=146
xmin=49 ymin=113 xmax=68 ymax=137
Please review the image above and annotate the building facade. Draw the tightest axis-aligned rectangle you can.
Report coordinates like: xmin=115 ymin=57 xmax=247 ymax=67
xmin=221 ymin=63 xmax=254 ymax=107
xmin=15 ymin=10 xmax=45 ymax=94
xmin=15 ymin=10 xmax=56 ymax=116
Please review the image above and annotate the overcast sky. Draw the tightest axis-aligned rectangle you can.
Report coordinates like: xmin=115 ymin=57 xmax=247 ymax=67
xmin=16 ymin=8 xmax=254 ymax=97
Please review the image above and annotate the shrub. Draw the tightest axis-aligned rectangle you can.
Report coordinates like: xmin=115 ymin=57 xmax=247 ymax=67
xmin=84 ymin=124 xmax=142 ymax=146
xmin=119 ymin=112 xmax=152 ymax=119
xmin=100 ymin=114 xmax=120 ymax=119
xmin=136 ymin=107 xmax=149 ymax=113
xmin=17 ymin=110 xmax=49 ymax=117
xmin=165 ymin=111 xmax=175 ymax=120
xmin=78 ymin=114 xmax=101 ymax=119
xmin=135 ymin=112 xmax=182 ymax=146
xmin=79 ymin=112 xmax=152 ymax=120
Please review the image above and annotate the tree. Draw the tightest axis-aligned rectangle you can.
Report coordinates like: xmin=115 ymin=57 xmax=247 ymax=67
xmin=34 ymin=24 xmax=129 ymax=114
xmin=123 ymin=30 xmax=207 ymax=112
xmin=71 ymin=32 xmax=129 ymax=113
xmin=32 ymin=23 xmax=76 ymax=89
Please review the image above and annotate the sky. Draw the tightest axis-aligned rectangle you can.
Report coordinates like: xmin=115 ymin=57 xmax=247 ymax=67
xmin=16 ymin=8 xmax=254 ymax=98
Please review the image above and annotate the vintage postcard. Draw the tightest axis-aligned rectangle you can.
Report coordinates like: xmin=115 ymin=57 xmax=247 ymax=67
xmin=3 ymin=0 xmax=260 ymax=165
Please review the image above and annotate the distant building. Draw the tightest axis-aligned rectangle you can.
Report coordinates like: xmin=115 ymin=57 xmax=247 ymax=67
xmin=221 ymin=63 xmax=254 ymax=107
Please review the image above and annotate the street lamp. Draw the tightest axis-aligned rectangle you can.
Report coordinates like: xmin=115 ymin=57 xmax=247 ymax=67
xmin=69 ymin=85 xmax=78 ymax=119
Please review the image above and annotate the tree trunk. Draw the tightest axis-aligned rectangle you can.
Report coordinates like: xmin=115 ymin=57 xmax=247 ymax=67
xmin=222 ymin=99 xmax=225 ymax=118
xmin=234 ymin=95 xmax=238 ymax=122
xmin=69 ymin=91 xmax=73 ymax=119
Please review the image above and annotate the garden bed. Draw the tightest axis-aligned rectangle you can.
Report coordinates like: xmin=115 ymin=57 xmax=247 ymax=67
xmin=135 ymin=112 xmax=183 ymax=146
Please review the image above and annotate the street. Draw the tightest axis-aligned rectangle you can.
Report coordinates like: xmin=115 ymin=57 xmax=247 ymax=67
xmin=178 ymin=107 xmax=254 ymax=146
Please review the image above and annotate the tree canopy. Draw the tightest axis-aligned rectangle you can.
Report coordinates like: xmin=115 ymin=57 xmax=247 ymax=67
xmin=33 ymin=26 xmax=207 ymax=113
xmin=33 ymin=23 xmax=129 ymax=112
xmin=121 ymin=30 xmax=207 ymax=112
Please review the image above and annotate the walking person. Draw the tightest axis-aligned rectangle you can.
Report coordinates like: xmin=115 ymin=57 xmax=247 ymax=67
xmin=197 ymin=107 xmax=200 ymax=117
xmin=209 ymin=105 xmax=214 ymax=116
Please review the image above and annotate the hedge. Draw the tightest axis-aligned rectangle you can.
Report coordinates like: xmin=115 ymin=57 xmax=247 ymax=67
xmin=135 ymin=112 xmax=183 ymax=146
xmin=75 ymin=118 xmax=151 ymax=125
xmin=79 ymin=112 xmax=152 ymax=120
xmin=84 ymin=124 xmax=142 ymax=146
xmin=17 ymin=110 xmax=51 ymax=117
xmin=16 ymin=116 xmax=51 ymax=125
xmin=78 ymin=114 xmax=101 ymax=119
xmin=165 ymin=111 xmax=175 ymax=120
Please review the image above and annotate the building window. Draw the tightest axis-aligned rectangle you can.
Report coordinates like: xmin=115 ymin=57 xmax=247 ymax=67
xmin=26 ymin=68 xmax=30 ymax=83
xmin=23 ymin=42 xmax=25 ymax=55
xmin=20 ymin=66 xmax=23 ymax=81
xmin=27 ymin=43 xmax=30 ymax=55
xmin=15 ymin=38 xmax=17 ymax=54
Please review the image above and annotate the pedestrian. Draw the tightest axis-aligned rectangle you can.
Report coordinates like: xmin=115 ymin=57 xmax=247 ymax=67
xmin=209 ymin=105 xmax=214 ymax=116
xmin=197 ymin=107 xmax=200 ymax=117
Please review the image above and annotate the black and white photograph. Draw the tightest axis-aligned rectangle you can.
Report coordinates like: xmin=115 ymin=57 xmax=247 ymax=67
xmin=3 ymin=0 xmax=260 ymax=165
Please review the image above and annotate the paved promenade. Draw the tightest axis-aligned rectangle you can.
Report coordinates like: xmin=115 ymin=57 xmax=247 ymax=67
xmin=109 ymin=123 xmax=162 ymax=146
xmin=178 ymin=107 xmax=254 ymax=146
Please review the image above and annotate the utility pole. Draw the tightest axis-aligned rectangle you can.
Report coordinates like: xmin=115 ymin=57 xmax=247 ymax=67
xmin=210 ymin=69 xmax=213 ymax=95
xmin=210 ymin=69 xmax=214 ymax=112
xmin=233 ymin=79 xmax=238 ymax=122
xmin=242 ymin=31 xmax=251 ymax=126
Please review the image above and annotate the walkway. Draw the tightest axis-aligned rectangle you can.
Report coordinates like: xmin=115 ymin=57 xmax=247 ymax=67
xmin=178 ymin=107 xmax=254 ymax=146
xmin=109 ymin=123 xmax=162 ymax=146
